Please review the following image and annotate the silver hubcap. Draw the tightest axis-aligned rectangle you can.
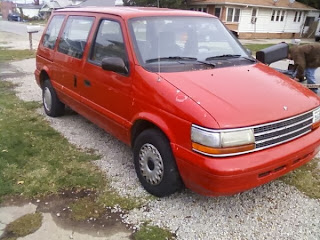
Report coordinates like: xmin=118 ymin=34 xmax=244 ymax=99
xmin=43 ymin=87 xmax=52 ymax=112
xmin=139 ymin=143 xmax=164 ymax=185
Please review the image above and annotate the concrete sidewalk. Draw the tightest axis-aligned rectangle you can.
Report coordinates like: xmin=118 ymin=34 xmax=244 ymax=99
xmin=0 ymin=203 xmax=131 ymax=240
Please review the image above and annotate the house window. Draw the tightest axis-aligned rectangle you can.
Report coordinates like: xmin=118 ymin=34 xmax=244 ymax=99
xmin=298 ymin=11 xmax=302 ymax=22
xmin=190 ymin=7 xmax=207 ymax=13
xmin=252 ymin=8 xmax=257 ymax=17
xmin=251 ymin=8 xmax=257 ymax=24
xmin=271 ymin=10 xmax=275 ymax=21
xmin=276 ymin=10 xmax=280 ymax=21
xmin=280 ymin=10 xmax=285 ymax=21
xmin=214 ymin=7 xmax=222 ymax=18
xmin=294 ymin=11 xmax=303 ymax=22
xmin=227 ymin=8 xmax=240 ymax=22
xmin=271 ymin=9 xmax=285 ymax=22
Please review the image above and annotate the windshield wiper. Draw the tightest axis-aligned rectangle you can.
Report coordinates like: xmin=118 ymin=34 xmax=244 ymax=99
xmin=196 ymin=60 xmax=216 ymax=67
xmin=146 ymin=56 xmax=197 ymax=63
xmin=145 ymin=57 xmax=215 ymax=68
xmin=205 ymin=54 xmax=241 ymax=61
xmin=241 ymin=56 xmax=257 ymax=63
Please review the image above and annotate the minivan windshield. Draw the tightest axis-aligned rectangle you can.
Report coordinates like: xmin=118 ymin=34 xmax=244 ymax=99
xmin=128 ymin=16 xmax=253 ymax=72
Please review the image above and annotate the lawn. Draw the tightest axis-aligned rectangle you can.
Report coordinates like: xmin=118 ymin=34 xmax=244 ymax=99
xmin=243 ymin=43 xmax=274 ymax=55
xmin=0 ymin=47 xmax=35 ymax=62
xmin=0 ymin=81 xmax=104 ymax=199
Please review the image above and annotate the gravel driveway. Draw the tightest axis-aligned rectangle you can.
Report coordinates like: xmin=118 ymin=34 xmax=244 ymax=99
xmin=3 ymin=58 xmax=320 ymax=240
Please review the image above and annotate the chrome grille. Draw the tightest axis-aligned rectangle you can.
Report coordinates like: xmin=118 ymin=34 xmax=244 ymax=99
xmin=254 ymin=111 xmax=313 ymax=150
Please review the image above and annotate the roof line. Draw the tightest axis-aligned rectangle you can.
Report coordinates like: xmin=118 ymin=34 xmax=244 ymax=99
xmin=190 ymin=1 xmax=319 ymax=11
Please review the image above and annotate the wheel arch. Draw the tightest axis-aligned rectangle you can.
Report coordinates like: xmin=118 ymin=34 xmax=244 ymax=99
xmin=39 ymin=68 xmax=51 ymax=89
xmin=130 ymin=114 xmax=175 ymax=148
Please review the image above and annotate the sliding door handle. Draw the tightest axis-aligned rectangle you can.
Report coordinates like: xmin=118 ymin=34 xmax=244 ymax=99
xmin=84 ymin=79 xmax=91 ymax=87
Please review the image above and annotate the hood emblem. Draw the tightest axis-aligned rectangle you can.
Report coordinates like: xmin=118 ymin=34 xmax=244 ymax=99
xmin=283 ymin=106 xmax=288 ymax=111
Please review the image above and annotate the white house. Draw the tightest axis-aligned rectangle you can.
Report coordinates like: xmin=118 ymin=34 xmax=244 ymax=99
xmin=188 ymin=0 xmax=320 ymax=38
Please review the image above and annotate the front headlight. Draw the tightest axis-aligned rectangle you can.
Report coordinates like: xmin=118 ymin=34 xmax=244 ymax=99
xmin=312 ymin=106 xmax=320 ymax=130
xmin=191 ymin=125 xmax=255 ymax=156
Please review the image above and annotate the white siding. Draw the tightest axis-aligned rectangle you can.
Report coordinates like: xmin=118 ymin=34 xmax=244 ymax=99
xmin=238 ymin=7 xmax=305 ymax=34
xmin=23 ymin=9 xmax=40 ymax=18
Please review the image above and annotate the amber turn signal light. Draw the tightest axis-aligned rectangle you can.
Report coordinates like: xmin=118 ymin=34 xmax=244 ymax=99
xmin=192 ymin=142 xmax=255 ymax=155
xmin=312 ymin=121 xmax=320 ymax=130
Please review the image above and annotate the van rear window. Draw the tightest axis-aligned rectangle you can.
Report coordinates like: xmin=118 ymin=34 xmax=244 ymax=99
xmin=43 ymin=15 xmax=65 ymax=49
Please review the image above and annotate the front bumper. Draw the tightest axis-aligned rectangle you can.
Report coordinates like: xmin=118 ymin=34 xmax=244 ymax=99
xmin=172 ymin=126 xmax=320 ymax=196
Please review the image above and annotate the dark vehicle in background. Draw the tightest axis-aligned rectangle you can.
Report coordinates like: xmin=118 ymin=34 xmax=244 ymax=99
xmin=316 ymin=31 xmax=320 ymax=42
xmin=8 ymin=13 xmax=21 ymax=21
xmin=316 ymin=20 xmax=320 ymax=42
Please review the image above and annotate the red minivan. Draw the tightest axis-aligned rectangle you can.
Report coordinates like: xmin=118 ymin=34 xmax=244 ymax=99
xmin=35 ymin=7 xmax=320 ymax=197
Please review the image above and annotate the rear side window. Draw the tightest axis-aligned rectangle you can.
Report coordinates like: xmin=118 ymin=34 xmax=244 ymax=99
xmin=43 ymin=15 xmax=65 ymax=49
xmin=58 ymin=16 xmax=94 ymax=59
xmin=90 ymin=19 xmax=128 ymax=65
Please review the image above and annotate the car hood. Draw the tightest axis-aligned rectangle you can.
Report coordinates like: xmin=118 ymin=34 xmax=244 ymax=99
xmin=159 ymin=63 xmax=319 ymax=129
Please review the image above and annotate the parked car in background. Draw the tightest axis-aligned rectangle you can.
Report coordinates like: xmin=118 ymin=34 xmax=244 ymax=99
xmin=315 ymin=19 xmax=320 ymax=42
xmin=8 ymin=13 xmax=21 ymax=21
xmin=35 ymin=7 xmax=320 ymax=198
xmin=315 ymin=30 xmax=320 ymax=42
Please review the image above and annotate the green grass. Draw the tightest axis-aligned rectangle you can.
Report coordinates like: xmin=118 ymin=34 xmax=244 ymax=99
xmin=0 ymin=79 xmax=142 ymax=209
xmin=133 ymin=225 xmax=174 ymax=240
xmin=243 ymin=44 xmax=274 ymax=55
xmin=280 ymin=157 xmax=320 ymax=199
xmin=3 ymin=212 xmax=42 ymax=240
xmin=0 ymin=81 xmax=103 ymax=200
xmin=0 ymin=47 xmax=35 ymax=62
xmin=98 ymin=189 xmax=143 ymax=211
xmin=27 ymin=20 xmax=47 ymax=25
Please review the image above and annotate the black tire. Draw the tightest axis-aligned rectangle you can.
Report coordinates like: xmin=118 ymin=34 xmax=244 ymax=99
xmin=315 ymin=37 xmax=320 ymax=42
xmin=42 ymin=80 xmax=65 ymax=117
xmin=133 ymin=129 xmax=183 ymax=197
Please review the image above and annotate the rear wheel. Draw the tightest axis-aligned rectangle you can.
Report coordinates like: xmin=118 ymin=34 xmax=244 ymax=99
xmin=133 ymin=129 xmax=183 ymax=197
xmin=42 ymin=80 xmax=65 ymax=117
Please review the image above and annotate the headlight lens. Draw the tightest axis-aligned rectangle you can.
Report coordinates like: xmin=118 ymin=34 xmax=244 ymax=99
xmin=312 ymin=107 xmax=320 ymax=129
xmin=191 ymin=127 xmax=220 ymax=147
xmin=191 ymin=125 xmax=255 ymax=156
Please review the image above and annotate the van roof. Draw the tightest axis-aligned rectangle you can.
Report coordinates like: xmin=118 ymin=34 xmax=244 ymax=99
xmin=55 ymin=7 xmax=214 ymax=19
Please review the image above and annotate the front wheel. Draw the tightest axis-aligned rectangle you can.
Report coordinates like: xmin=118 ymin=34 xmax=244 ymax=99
xmin=42 ymin=80 xmax=65 ymax=117
xmin=133 ymin=129 xmax=183 ymax=197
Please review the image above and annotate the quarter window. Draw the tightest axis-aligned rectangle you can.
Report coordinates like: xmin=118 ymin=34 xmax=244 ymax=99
xmin=57 ymin=16 xmax=94 ymax=59
xmin=90 ymin=19 xmax=128 ymax=66
xmin=42 ymin=15 xmax=65 ymax=49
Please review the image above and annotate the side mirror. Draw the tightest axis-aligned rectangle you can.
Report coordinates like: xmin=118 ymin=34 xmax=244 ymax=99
xmin=101 ymin=57 xmax=128 ymax=74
